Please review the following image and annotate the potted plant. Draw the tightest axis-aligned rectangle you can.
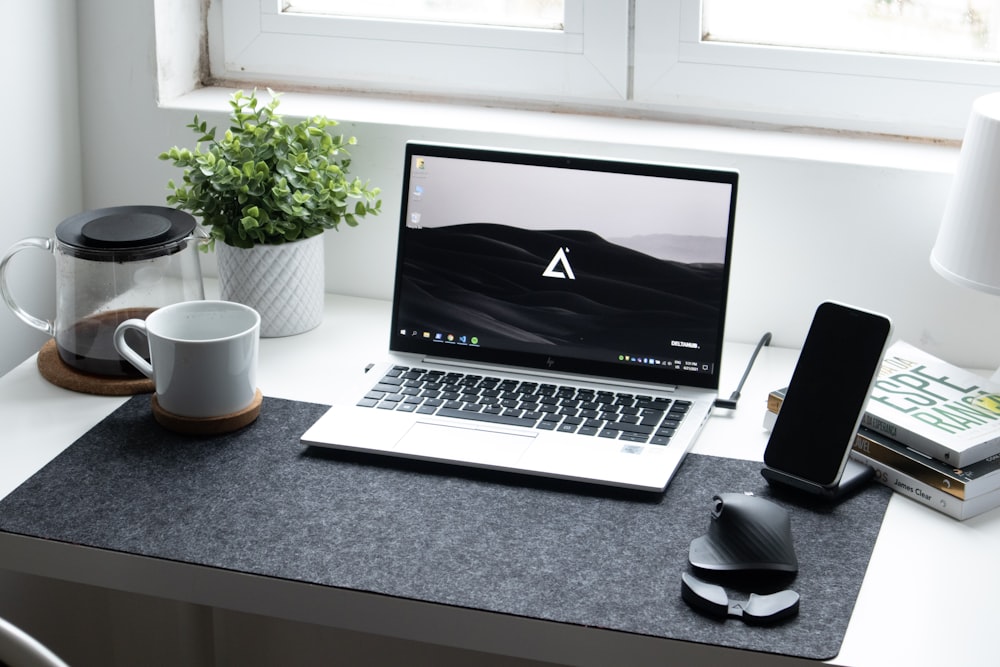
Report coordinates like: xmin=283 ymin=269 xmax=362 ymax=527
xmin=159 ymin=88 xmax=381 ymax=336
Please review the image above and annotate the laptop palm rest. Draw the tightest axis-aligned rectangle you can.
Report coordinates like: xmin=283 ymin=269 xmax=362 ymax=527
xmin=395 ymin=421 xmax=535 ymax=467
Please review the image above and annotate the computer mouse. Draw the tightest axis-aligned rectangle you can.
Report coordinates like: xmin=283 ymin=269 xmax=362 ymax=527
xmin=688 ymin=493 xmax=798 ymax=573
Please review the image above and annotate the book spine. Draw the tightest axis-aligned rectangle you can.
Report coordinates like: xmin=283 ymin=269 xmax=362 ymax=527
xmin=766 ymin=390 xmax=784 ymax=415
xmin=852 ymin=431 xmax=964 ymax=500
xmin=859 ymin=411 xmax=966 ymax=468
xmin=848 ymin=449 xmax=970 ymax=520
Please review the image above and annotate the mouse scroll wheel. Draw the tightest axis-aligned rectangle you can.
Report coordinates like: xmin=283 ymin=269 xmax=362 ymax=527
xmin=711 ymin=497 xmax=725 ymax=518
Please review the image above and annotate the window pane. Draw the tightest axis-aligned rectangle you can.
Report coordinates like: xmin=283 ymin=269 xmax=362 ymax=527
xmin=285 ymin=0 xmax=565 ymax=30
xmin=703 ymin=0 xmax=1000 ymax=62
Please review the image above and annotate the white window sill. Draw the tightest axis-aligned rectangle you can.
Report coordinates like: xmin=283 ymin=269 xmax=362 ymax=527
xmin=161 ymin=86 xmax=958 ymax=175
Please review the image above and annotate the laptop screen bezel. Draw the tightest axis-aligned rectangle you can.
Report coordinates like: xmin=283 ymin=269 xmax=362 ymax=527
xmin=388 ymin=142 xmax=738 ymax=390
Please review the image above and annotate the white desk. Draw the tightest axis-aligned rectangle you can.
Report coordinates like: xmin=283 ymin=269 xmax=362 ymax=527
xmin=1 ymin=293 xmax=997 ymax=667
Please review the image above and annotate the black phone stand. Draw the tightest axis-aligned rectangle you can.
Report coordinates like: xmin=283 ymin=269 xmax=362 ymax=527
xmin=761 ymin=458 xmax=874 ymax=502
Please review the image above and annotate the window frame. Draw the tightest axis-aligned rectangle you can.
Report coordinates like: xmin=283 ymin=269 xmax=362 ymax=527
xmin=207 ymin=0 xmax=1000 ymax=140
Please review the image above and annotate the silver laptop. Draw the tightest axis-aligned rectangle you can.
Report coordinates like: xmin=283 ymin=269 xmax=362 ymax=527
xmin=301 ymin=142 xmax=739 ymax=491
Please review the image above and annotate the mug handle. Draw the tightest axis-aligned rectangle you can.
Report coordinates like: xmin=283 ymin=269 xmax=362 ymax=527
xmin=0 ymin=237 xmax=55 ymax=335
xmin=113 ymin=319 xmax=154 ymax=378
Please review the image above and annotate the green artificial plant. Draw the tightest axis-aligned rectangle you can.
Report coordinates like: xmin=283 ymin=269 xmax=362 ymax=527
xmin=159 ymin=89 xmax=381 ymax=249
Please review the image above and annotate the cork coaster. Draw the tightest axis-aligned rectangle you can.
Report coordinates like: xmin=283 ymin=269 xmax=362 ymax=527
xmin=36 ymin=339 xmax=154 ymax=396
xmin=151 ymin=389 xmax=264 ymax=436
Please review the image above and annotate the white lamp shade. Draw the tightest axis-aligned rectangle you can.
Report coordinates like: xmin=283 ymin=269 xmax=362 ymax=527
xmin=931 ymin=92 xmax=1000 ymax=295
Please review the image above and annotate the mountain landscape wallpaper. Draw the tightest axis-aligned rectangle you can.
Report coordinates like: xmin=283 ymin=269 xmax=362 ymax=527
xmin=396 ymin=223 xmax=727 ymax=364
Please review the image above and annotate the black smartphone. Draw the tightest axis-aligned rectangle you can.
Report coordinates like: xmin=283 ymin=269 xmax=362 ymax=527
xmin=763 ymin=302 xmax=893 ymax=490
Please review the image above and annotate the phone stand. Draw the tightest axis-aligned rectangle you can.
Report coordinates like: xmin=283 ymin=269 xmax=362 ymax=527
xmin=761 ymin=458 xmax=874 ymax=502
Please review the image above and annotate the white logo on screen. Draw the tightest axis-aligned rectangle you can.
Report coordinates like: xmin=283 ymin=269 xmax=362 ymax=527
xmin=542 ymin=247 xmax=576 ymax=280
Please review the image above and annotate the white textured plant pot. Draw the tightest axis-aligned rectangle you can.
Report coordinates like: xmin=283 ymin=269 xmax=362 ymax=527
xmin=216 ymin=235 xmax=325 ymax=337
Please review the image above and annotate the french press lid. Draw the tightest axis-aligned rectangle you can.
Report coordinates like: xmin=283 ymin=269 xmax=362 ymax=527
xmin=55 ymin=206 xmax=197 ymax=260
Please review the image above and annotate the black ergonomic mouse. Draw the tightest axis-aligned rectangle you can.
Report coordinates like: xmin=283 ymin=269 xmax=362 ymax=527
xmin=688 ymin=493 xmax=798 ymax=573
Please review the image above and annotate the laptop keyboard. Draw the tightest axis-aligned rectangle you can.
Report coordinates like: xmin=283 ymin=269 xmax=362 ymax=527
xmin=357 ymin=366 xmax=689 ymax=446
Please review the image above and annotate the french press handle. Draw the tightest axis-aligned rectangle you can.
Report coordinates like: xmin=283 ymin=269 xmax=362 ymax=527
xmin=0 ymin=237 xmax=55 ymax=336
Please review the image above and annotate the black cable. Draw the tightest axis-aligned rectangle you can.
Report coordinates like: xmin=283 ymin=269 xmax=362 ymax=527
xmin=714 ymin=332 xmax=773 ymax=410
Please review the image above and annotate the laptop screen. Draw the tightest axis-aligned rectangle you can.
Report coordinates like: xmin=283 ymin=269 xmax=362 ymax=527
xmin=389 ymin=142 xmax=738 ymax=390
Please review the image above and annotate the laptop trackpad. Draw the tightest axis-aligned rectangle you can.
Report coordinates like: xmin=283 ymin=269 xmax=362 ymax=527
xmin=394 ymin=421 xmax=535 ymax=467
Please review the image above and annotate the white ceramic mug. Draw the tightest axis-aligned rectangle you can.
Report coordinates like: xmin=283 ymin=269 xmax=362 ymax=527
xmin=113 ymin=300 xmax=260 ymax=418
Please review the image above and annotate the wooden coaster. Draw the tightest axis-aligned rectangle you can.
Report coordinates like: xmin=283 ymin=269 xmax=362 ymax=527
xmin=151 ymin=389 xmax=264 ymax=435
xmin=36 ymin=339 xmax=154 ymax=396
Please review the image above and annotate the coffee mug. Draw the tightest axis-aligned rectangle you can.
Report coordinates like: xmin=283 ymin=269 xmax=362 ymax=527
xmin=114 ymin=300 xmax=260 ymax=418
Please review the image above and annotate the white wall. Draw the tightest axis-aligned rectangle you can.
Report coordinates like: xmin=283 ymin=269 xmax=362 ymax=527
xmin=0 ymin=0 xmax=82 ymax=376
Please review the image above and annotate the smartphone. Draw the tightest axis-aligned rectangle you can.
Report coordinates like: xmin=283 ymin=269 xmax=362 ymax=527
xmin=763 ymin=302 xmax=893 ymax=490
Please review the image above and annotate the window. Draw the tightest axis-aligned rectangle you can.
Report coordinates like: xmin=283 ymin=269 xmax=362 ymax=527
xmin=207 ymin=0 xmax=1000 ymax=139
xmin=703 ymin=0 xmax=1000 ymax=62
xmin=633 ymin=1 xmax=1000 ymax=138
xmin=283 ymin=0 xmax=565 ymax=30
xmin=213 ymin=0 xmax=628 ymax=103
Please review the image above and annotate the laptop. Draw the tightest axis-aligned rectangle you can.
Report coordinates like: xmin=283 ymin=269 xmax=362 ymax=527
xmin=301 ymin=142 xmax=739 ymax=491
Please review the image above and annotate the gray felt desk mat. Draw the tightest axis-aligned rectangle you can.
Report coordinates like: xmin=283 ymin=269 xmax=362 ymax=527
xmin=0 ymin=396 xmax=891 ymax=661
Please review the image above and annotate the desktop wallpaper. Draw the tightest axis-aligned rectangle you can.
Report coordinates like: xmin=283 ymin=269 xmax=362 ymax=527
xmin=396 ymin=222 xmax=726 ymax=366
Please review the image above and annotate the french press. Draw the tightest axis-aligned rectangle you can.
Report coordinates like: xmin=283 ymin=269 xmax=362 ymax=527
xmin=1 ymin=206 xmax=205 ymax=378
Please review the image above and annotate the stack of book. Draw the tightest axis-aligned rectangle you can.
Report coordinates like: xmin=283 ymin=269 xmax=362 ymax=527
xmin=764 ymin=341 xmax=1000 ymax=520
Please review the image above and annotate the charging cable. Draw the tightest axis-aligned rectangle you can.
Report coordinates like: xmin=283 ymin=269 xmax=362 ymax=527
xmin=714 ymin=332 xmax=772 ymax=410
